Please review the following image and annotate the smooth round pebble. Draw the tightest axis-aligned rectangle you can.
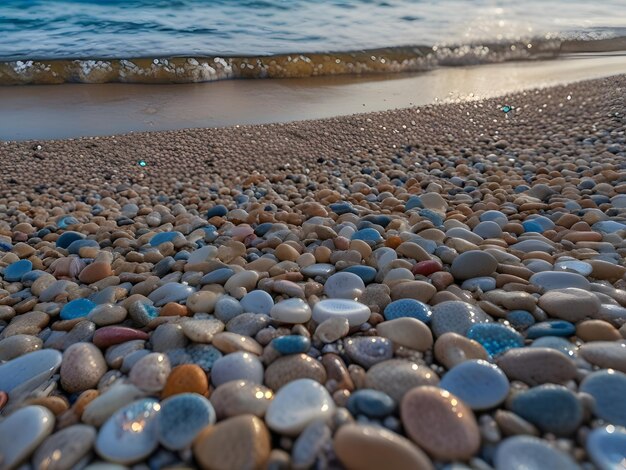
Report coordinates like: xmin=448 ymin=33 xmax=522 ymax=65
xmin=345 ymin=336 xmax=393 ymax=368
xmin=210 ymin=380 xmax=274 ymax=419
xmin=526 ymin=320 xmax=575 ymax=339
xmin=494 ymin=436 xmax=581 ymax=470
xmin=211 ymin=351 xmax=264 ymax=387
xmin=450 ymin=250 xmax=498 ymax=281
xmin=496 ymin=347 xmax=577 ymax=385
xmin=383 ymin=299 xmax=432 ymax=323
xmin=440 ymin=359 xmax=509 ymax=410
xmin=271 ymin=335 xmax=311 ymax=355
xmin=586 ymin=426 xmax=626 ymax=470
xmin=32 ymin=424 xmax=96 ymax=470
xmin=0 ymin=406 xmax=55 ymax=470
xmin=270 ymin=298 xmax=312 ymax=324
xmin=61 ymin=342 xmax=107 ymax=393
xmin=346 ymin=389 xmax=396 ymax=418
xmin=312 ymin=298 xmax=371 ymax=327
xmin=324 ymin=272 xmax=365 ymax=300
xmin=240 ymin=289 xmax=274 ymax=314
xmin=376 ymin=317 xmax=433 ymax=351
xmin=434 ymin=332 xmax=489 ymax=369
xmin=129 ymin=352 xmax=172 ymax=393
xmin=161 ymin=364 xmax=209 ymax=398
xmin=365 ymin=359 xmax=439 ymax=402
xmin=431 ymin=301 xmax=491 ymax=337
xmin=157 ymin=393 xmax=216 ymax=450
xmin=580 ymin=370 xmax=626 ymax=427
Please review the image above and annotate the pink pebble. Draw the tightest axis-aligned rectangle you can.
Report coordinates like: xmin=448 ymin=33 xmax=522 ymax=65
xmin=92 ymin=326 xmax=149 ymax=348
xmin=412 ymin=260 xmax=442 ymax=276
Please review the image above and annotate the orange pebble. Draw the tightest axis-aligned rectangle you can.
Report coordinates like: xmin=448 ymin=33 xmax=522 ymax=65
xmin=386 ymin=235 xmax=403 ymax=249
xmin=162 ymin=364 xmax=209 ymax=399
xmin=161 ymin=302 xmax=190 ymax=317
xmin=72 ymin=389 xmax=99 ymax=417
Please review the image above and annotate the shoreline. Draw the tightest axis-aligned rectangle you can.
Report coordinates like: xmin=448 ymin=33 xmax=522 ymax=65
xmin=1 ymin=52 xmax=625 ymax=141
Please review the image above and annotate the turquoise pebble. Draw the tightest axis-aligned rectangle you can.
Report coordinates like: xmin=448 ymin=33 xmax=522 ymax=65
xmin=506 ymin=310 xmax=535 ymax=329
xmin=56 ymin=231 xmax=86 ymax=249
xmin=580 ymin=370 xmax=626 ymax=427
xmin=531 ymin=336 xmax=577 ymax=358
xmin=200 ymin=268 xmax=235 ymax=285
xmin=405 ymin=196 xmax=423 ymax=211
xmin=510 ymin=384 xmax=583 ymax=435
xmin=343 ymin=265 xmax=377 ymax=284
xmin=271 ymin=335 xmax=311 ymax=355
xmin=56 ymin=216 xmax=79 ymax=229
xmin=60 ymin=298 xmax=97 ymax=320
xmin=440 ymin=359 xmax=509 ymax=410
xmin=384 ymin=299 xmax=432 ymax=324
xmin=4 ymin=259 xmax=33 ymax=282
xmin=346 ymin=389 xmax=396 ymax=418
xmin=158 ymin=393 xmax=216 ymax=451
xmin=526 ymin=321 xmax=575 ymax=339
xmin=351 ymin=228 xmax=383 ymax=245
xmin=206 ymin=205 xmax=228 ymax=218
xmin=466 ymin=323 xmax=523 ymax=356
xmin=586 ymin=426 xmax=626 ymax=470
xmin=150 ymin=232 xmax=183 ymax=247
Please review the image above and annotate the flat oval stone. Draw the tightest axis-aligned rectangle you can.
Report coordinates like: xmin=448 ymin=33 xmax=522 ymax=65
xmin=324 ymin=272 xmax=366 ymax=300
xmin=530 ymin=336 xmax=577 ymax=358
xmin=496 ymin=347 xmax=577 ymax=386
xmin=129 ymin=352 xmax=171 ymax=393
xmin=466 ymin=323 xmax=523 ymax=356
xmin=193 ymin=415 xmax=271 ymax=470
xmin=580 ymin=370 xmax=626 ymax=427
xmin=494 ymin=436 xmax=581 ymax=470
xmin=82 ymin=383 xmax=146 ymax=427
xmin=365 ymin=359 xmax=439 ymax=402
xmin=150 ymin=231 xmax=183 ymax=246
xmin=334 ymin=423 xmax=434 ymax=470
xmin=264 ymin=353 xmax=327 ymax=390
xmin=201 ymin=267 xmax=235 ymax=285
xmin=301 ymin=263 xmax=336 ymax=279
xmin=434 ymin=332 xmax=489 ymax=369
xmin=32 ymin=424 xmax=96 ymax=470
xmin=343 ymin=265 xmax=377 ymax=284
xmin=161 ymin=364 xmax=209 ymax=399
xmin=181 ymin=319 xmax=224 ymax=343
xmin=271 ymin=335 xmax=311 ymax=355
xmin=529 ymin=271 xmax=590 ymax=291
xmin=270 ymin=298 xmax=312 ymax=324
xmin=538 ymin=288 xmax=601 ymax=322
xmin=210 ymin=380 xmax=273 ymax=419
xmin=312 ymin=299 xmax=371 ymax=327
xmin=95 ymin=399 xmax=160 ymax=464
xmin=431 ymin=301 xmax=491 ymax=337
xmin=345 ymin=336 xmax=393 ymax=368
xmin=60 ymin=298 xmax=97 ymax=320
xmin=240 ymin=290 xmax=274 ymax=315
xmin=579 ymin=341 xmax=626 ymax=373
xmin=586 ymin=426 xmax=626 ymax=470
xmin=56 ymin=231 xmax=86 ymax=249
xmin=383 ymin=298 xmax=432 ymax=323
xmin=148 ymin=283 xmax=195 ymax=307
xmin=4 ymin=259 xmax=33 ymax=282
xmin=400 ymin=386 xmax=480 ymax=460
xmin=92 ymin=326 xmax=149 ymax=348
xmin=61 ymin=342 xmax=107 ymax=393
xmin=376 ymin=317 xmax=433 ymax=351
xmin=0 ymin=334 xmax=43 ymax=361
xmin=346 ymin=389 xmax=396 ymax=418
xmin=450 ymin=250 xmax=498 ymax=281
xmin=157 ymin=393 xmax=216 ymax=451
xmin=211 ymin=351 xmax=264 ymax=387
xmin=265 ymin=378 xmax=335 ymax=435
xmin=440 ymin=359 xmax=509 ymax=410
xmin=526 ymin=320 xmax=575 ymax=339
xmin=510 ymin=384 xmax=583 ymax=435
xmin=554 ymin=260 xmax=593 ymax=276
xmin=0 ymin=406 xmax=55 ymax=469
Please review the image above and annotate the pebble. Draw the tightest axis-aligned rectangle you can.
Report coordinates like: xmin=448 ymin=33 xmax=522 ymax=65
xmin=161 ymin=364 xmax=209 ymax=398
xmin=129 ymin=352 xmax=171 ymax=393
xmin=450 ymin=250 xmax=498 ymax=280
xmin=537 ymin=288 xmax=601 ymax=322
xmin=264 ymin=353 xmax=327 ymax=390
xmin=434 ymin=332 xmax=489 ymax=368
xmin=181 ymin=319 xmax=224 ymax=343
xmin=383 ymin=298 xmax=432 ymax=323
xmin=60 ymin=342 xmax=107 ymax=393
xmin=32 ymin=424 xmax=96 ymax=470
xmin=0 ymin=406 xmax=55 ymax=469
xmin=210 ymin=380 xmax=274 ymax=419
xmin=494 ymin=436 xmax=581 ymax=470
xmin=334 ymin=423 xmax=434 ymax=470
xmin=526 ymin=320 xmax=576 ymax=339
xmin=440 ymin=359 xmax=509 ymax=410
xmin=586 ymin=426 xmax=626 ymax=470
xmin=193 ymin=415 xmax=271 ymax=470
xmin=466 ymin=323 xmax=524 ymax=356
xmin=95 ymin=399 xmax=161 ymax=464
xmin=240 ymin=289 xmax=274 ymax=314
xmin=211 ymin=351 xmax=264 ymax=386
xmin=579 ymin=341 xmax=626 ymax=373
xmin=376 ymin=317 xmax=433 ymax=351
xmin=157 ymin=393 xmax=216 ymax=450
xmin=345 ymin=336 xmax=394 ymax=368
xmin=365 ymin=359 xmax=439 ymax=402
xmin=0 ymin=334 xmax=43 ymax=361
xmin=265 ymin=378 xmax=335 ymax=435
xmin=271 ymin=298 xmax=312 ymax=324
xmin=346 ymin=389 xmax=396 ymax=418
xmin=271 ymin=335 xmax=311 ymax=354
xmin=4 ymin=259 xmax=33 ymax=282
xmin=291 ymin=419 xmax=331 ymax=470
xmin=529 ymin=271 xmax=590 ymax=291
xmin=324 ymin=272 xmax=365 ymax=300
xmin=312 ymin=299 xmax=371 ymax=327
xmin=531 ymin=336 xmax=577 ymax=357
xmin=400 ymin=386 xmax=480 ymax=460
xmin=314 ymin=316 xmax=350 ymax=343
xmin=60 ymin=298 xmax=97 ymax=320
xmin=580 ymin=369 xmax=626 ymax=426
xmin=509 ymin=384 xmax=583 ymax=435
xmin=496 ymin=347 xmax=577 ymax=385
xmin=82 ymin=382 xmax=146 ymax=426
xmin=431 ymin=301 xmax=491 ymax=337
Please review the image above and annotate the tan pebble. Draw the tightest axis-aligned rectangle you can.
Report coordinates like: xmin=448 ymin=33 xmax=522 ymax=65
xmin=210 ymin=380 xmax=273 ymax=419
xmin=160 ymin=302 xmax=190 ymax=317
xmin=401 ymin=386 xmax=480 ymax=460
xmin=538 ymin=288 xmax=600 ymax=322
xmin=187 ymin=291 xmax=219 ymax=313
xmin=430 ymin=271 xmax=454 ymax=290
xmin=350 ymin=240 xmax=372 ymax=260
xmin=129 ymin=352 xmax=171 ymax=393
xmin=314 ymin=317 xmax=350 ymax=343
xmin=87 ymin=304 xmax=127 ymax=326
xmin=496 ymin=347 xmax=576 ymax=385
xmin=71 ymin=389 xmax=99 ymax=418
xmin=61 ymin=342 xmax=107 ymax=393
xmin=296 ymin=252 xmax=316 ymax=268
xmin=390 ymin=281 xmax=436 ymax=303
xmin=494 ymin=410 xmax=540 ymax=437
xmin=0 ymin=305 xmax=16 ymax=322
xmin=377 ymin=318 xmax=433 ymax=351
xmin=212 ymin=332 xmax=263 ymax=355
xmin=246 ymin=257 xmax=276 ymax=272
xmin=2 ymin=310 xmax=49 ymax=338
xmin=434 ymin=332 xmax=489 ymax=369
xmin=396 ymin=242 xmax=431 ymax=262
xmin=25 ymin=396 xmax=69 ymax=416
xmin=78 ymin=262 xmax=113 ymax=284
xmin=579 ymin=341 xmax=626 ymax=373
xmin=182 ymin=319 xmax=225 ymax=343
xmin=224 ymin=271 xmax=259 ymax=298
xmin=314 ymin=246 xmax=332 ymax=263
xmin=576 ymin=320 xmax=621 ymax=341
xmin=321 ymin=353 xmax=354 ymax=391
xmin=193 ymin=415 xmax=271 ymax=470
xmin=0 ymin=334 xmax=43 ymax=361
xmin=589 ymin=259 xmax=626 ymax=282
xmin=275 ymin=243 xmax=300 ymax=262
xmin=264 ymin=354 xmax=327 ymax=390
xmin=162 ymin=364 xmax=209 ymax=398
xmin=365 ymin=359 xmax=439 ymax=402
xmin=13 ymin=242 xmax=36 ymax=258
xmin=334 ymin=423 xmax=434 ymax=470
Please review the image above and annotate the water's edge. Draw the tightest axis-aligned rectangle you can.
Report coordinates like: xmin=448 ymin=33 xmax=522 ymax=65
xmin=2 ymin=36 xmax=625 ymax=85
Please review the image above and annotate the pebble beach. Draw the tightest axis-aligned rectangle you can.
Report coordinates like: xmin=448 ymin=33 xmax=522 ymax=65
xmin=0 ymin=74 xmax=625 ymax=469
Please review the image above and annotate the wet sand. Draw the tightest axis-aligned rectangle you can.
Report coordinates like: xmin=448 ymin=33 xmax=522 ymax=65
xmin=1 ymin=53 xmax=624 ymax=140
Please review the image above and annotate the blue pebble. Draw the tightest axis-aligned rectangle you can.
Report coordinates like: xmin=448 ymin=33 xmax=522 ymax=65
xmin=329 ymin=202 xmax=357 ymax=215
xmin=174 ymin=251 xmax=189 ymax=261
xmin=526 ymin=320 xmax=575 ymax=339
xmin=153 ymin=257 xmax=175 ymax=277
xmin=342 ymin=265 xmax=377 ymax=284
xmin=586 ymin=426 xmax=626 ymax=470
xmin=67 ymin=239 xmax=99 ymax=255
xmin=466 ymin=323 xmax=524 ymax=356
xmin=384 ymin=299 xmax=432 ymax=323
xmin=479 ymin=210 xmax=507 ymax=225
xmin=207 ymin=205 xmax=228 ymax=218
xmin=56 ymin=216 xmax=79 ymax=229
xmin=440 ymin=359 xmax=509 ymax=410
xmin=254 ymin=223 xmax=274 ymax=237
xmin=271 ymin=335 xmax=311 ymax=355
xmin=351 ymin=228 xmax=383 ymax=245
xmin=510 ymin=384 xmax=583 ymax=435
xmin=506 ymin=310 xmax=535 ymax=330
xmin=185 ymin=344 xmax=223 ymax=371
xmin=56 ymin=231 xmax=86 ymax=249
xmin=150 ymin=231 xmax=183 ymax=247
xmin=362 ymin=215 xmax=392 ymax=228
xmin=3 ymin=259 xmax=33 ymax=282
xmin=580 ymin=370 xmax=626 ymax=427
xmin=522 ymin=220 xmax=545 ymax=233
xmin=214 ymin=296 xmax=243 ymax=322
xmin=20 ymin=270 xmax=47 ymax=285
xmin=418 ymin=209 xmax=444 ymax=226
xmin=158 ymin=393 xmax=216 ymax=450
xmin=0 ymin=241 xmax=13 ymax=251
xmin=405 ymin=196 xmax=423 ymax=211
xmin=593 ymin=221 xmax=626 ymax=233
xmin=202 ymin=226 xmax=218 ymax=242
xmin=346 ymin=389 xmax=396 ymax=418
xmin=461 ymin=277 xmax=497 ymax=292
xmin=201 ymin=268 xmax=235 ymax=285
xmin=530 ymin=336 xmax=577 ymax=358
xmin=60 ymin=298 xmax=97 ymax=320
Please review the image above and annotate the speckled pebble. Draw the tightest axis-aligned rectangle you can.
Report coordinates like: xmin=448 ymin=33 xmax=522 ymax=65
xmin=345 ymin=336 xmax=393 ymax=368
xmin=466 ymin=323 xmax=524 ymax=356
xmin=157 ymin=393 xmax=216 ymax=450
xmin=365 ymin=359 xmax=439 ymax=402
xmin=383 ymin=298 xmax=432 ymax=323
xmin=431 ymin=301 xmax=491 ymax=337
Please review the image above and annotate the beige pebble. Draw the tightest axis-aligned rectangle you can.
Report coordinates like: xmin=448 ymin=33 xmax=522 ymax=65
xmin=210 ymin=380 xmax=274 ymax=419
xmin=212 ymin=332 xmax=263 ymax=355
xmin=224 ymin=271 xmax=259 ymax=298
xmin=0 ymin=334 xmax=43 ymax=361
xmin=496 ymin=347 xmax=577 ymax=385
xmin=400 ymin=386 xmax=480 ymax=461
xmin=78 ymin=262 xmax=113 ymax=284
xmin=334 ymin=423 xmax=434 ymax=470
xmin=187 ymin=290 xmax=219 ymax=313
xmin=264 ymin=354 xmax=327 ymax=390
xmin=129 ymin=352 xmax=171 ymax=393
xmin=434 ymin=332 xmax=489 ymax=369
xmin=589 ymin=259 xmax=626 ymax=282
xmin=377 ymin=318 xmax=433 ymax=351
xmin=365 ymin=359 xmax=439 ymax=402
xmin=576 ymin=320 xmax=622 ymax=341
xmin=181 ymin=319 xmax=225 ymax=343
xmin=390 ymin=281 xmax=436 ymax=303
xmin=275 ymin=243 xmax=300 ymax=262
xmin=314 ymin=316 xmax=350 ymax=343
xmin=579 ymin=341 xmax=626 ymax=373
xmin=494 ymin=409 xmax=540 ymax=437
xmin=538 ymin=288 xmax=601 ymax=322
xmin=61 ymin=342 xmax=107 ymax=393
